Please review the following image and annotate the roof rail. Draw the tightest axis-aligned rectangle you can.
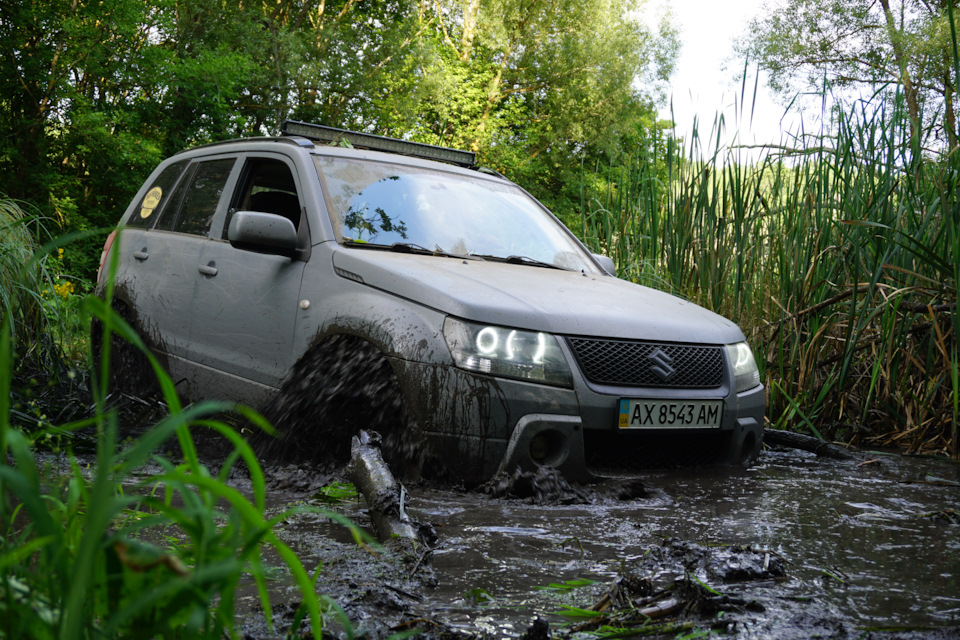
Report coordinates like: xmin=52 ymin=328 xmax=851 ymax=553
xmin=174 ymin=135 xmax=314 ymax=155
xmin=281 ymin=120 xmax=476 ymax=168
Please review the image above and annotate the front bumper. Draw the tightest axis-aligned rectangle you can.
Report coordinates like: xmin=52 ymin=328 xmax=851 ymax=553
xmin=396 ymin=358 xmax=765 ymax=485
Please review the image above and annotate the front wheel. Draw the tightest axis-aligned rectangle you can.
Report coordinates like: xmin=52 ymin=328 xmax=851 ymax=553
xmin=259 ymin=335 xmax=424 ymax=479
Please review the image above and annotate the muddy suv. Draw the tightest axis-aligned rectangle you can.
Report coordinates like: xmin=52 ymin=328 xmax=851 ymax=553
xmin=96 ymin=121 xmax=764 ymax=483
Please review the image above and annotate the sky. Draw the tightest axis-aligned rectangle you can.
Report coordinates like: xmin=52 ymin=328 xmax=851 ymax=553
xmin=652 ymin=0 xmax=802 ymax=151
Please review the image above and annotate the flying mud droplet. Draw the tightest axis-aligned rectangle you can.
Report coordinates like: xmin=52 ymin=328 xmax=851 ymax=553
xmin=481 ymin=465 xmax=592 ymax=504
xmin=256 ymin=334 xmax=426 ymax=480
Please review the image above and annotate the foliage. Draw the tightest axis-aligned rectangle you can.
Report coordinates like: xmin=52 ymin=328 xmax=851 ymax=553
xmin=535 ymin=577 xmax=600 ymax=591
xmin=399 ymin=0 xmax=678 ymax=222
xmin=736 ymin=0 xmax=960 ymax=147
xmin=310 ymin=482 xmax=359 ymax=505
xmin=0 ymin=226 xmax=368 ymax=638
xmin=0 ymin=0 xmax=678 ymax=281
xmin=0 ymin=201 xmax=42 ymax=350
xmin=0 ymin=201 xmax=78 ymax=375
xmin=581 ymin=88 xmax=959 ymax=456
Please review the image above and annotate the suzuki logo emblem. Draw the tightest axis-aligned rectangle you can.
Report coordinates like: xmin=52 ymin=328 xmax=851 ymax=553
xmin=648 ymin=348 xmax=676 ymax=381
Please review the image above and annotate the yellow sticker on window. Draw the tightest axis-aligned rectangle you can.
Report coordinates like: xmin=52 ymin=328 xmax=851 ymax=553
xmin=140 ymin=186 xmax=163 ymax=219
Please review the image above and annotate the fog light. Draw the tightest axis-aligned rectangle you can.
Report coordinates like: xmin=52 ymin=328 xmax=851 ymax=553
xmin=530 ymin=435 xmax=549 ymax=461
xmin=528 ymin=430 xmax=567 ymax=467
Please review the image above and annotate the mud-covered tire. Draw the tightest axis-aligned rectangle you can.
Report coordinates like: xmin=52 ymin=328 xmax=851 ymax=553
xmin=89 ymin=301 xmax=155 ymax=401
xmin=259 ymin=334 xmax=425 ymax=479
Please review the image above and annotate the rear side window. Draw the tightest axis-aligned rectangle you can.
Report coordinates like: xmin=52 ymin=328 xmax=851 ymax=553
xmin=126 ymin=160 xmax=188 ymax=229
xmin=155 ymin=158 xmax=236 ymax=236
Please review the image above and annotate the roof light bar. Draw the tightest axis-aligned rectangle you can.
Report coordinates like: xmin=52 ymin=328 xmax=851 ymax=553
xmin=281 ymin=120 xmax=476 ymax=168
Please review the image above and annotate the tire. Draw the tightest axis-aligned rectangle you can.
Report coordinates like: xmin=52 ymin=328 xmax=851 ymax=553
xmin=89 ymin=300 xmax=155 ymax=401
xmin=259 ymin=335 xmax=424 ymax=479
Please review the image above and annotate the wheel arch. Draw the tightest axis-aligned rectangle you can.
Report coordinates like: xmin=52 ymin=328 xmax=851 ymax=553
xmin=294 ymin=286 xmax=453 ymax=367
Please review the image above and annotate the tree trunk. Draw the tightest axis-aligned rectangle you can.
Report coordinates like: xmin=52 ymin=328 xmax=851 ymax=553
xmin=944 ymin=66 xmax=958 ymax=151
xmin=763 ymin=429 xmax=856 ymax=460
xmin=879 ymin=0 xmax=922 ymax=141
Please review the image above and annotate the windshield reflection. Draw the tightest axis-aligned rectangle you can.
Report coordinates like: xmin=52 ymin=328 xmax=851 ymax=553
xmin=315 ymin=156 xmax=595 ymax=271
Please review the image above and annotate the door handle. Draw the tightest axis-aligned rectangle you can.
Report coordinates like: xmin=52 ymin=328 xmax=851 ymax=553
xmin=198 ymin=263 xmax=218 ymax=276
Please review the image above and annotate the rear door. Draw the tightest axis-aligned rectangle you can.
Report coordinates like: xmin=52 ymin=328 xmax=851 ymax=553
xmin=114 ymin=155 xmax=237 ymax=367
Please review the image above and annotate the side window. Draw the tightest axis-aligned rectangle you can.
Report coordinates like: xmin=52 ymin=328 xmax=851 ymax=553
xmin=225 ymin=158 xmax=302 ymax=237
xmin=126 ymin=160 xmax=188 ymax=229
xmin=155 ymin=158 xmax=236 ymax=236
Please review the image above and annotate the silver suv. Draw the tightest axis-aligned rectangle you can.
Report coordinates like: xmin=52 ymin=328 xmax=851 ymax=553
xmin=96 ymin=121 xmax=764 ymax=484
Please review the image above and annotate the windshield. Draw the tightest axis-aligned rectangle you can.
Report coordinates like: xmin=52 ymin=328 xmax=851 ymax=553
xmin=314 ymin=156 xmax=597 ymax=271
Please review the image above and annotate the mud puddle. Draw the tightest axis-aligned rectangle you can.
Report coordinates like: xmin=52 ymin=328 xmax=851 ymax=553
xmin=240 ymin=444 xmax=959 ymax=639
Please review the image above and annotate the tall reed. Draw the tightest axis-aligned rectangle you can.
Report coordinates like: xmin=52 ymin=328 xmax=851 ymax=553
xmin=581 ymin=94 xmax=959 ymax=456
xmin=1 ymin=201 xmax=52 ymax=368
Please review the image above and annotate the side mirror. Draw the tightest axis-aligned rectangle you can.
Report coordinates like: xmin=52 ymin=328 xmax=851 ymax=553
xmin=592 ymin=253 xmax=616 ymax=276
xmin=228 ymin=211 xmax=299 ymax=255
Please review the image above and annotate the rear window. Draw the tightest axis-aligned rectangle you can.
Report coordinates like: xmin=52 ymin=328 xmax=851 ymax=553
xmin=155 ymin=158 xmax=236 ymax=236
xmin=126 ymin=160 xmax=188 ymax=229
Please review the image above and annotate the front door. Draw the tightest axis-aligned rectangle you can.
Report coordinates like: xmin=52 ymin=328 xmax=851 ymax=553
xmin=185 ymin=154 xmax=309 ymax=405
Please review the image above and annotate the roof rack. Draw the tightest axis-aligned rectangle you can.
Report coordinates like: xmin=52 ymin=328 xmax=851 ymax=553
xmin=281 ymin=120 xmax=476 ymax=168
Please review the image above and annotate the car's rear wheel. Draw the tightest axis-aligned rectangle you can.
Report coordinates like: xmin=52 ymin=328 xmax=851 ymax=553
xmin=89 ymin=300 xmax=155 ymax=401
xmin=259 ymin=334 xmax=424 ymax=479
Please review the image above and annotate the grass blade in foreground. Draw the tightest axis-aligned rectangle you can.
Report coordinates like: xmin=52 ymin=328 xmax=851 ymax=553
xmin=0 ymin=222 xmax=362 ymax=638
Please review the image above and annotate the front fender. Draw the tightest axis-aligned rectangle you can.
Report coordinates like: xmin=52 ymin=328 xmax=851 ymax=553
xmin=294 ymin=277 xmax=452 ymax=368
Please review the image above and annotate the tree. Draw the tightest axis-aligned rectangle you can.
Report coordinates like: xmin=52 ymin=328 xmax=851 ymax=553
xmin=0 ymin=0 xmax=437 ymax=278
xmin=385 ymin=0 xmax=679 ymax=220
xmin=0 ymin=0 xmax=168 ymax=275
xmin=0 ymin=0 xmax=678 ymax=278
xmin=737 ymin=0 xmax=959 ymax=148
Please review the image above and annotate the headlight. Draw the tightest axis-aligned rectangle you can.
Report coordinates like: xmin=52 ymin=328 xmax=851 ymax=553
xmin=726 ymin=342 xmax=761 ymax=393
xmin=443 ymin=317 xmax=573 ymax=387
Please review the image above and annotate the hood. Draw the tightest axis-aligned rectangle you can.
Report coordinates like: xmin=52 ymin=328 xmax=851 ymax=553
xmin=331 ymin=249 xmax=745 ymax=344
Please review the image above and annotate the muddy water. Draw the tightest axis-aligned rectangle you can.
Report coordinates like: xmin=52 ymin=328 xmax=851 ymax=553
xmin=63 ymin=387 xmax=958 ymax=636
xmin=394 ymin=447 xmax=960 ymax=638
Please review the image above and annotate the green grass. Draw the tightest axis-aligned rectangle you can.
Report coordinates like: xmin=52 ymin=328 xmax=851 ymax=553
xmin=0 ymin=201 xmax=367 ymax=638
xmin=581 ymin=90 xmax=959 ymax=456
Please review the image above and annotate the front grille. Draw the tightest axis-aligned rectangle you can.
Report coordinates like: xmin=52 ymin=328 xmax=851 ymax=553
xmin=567 ymin=338 xmax=723 ymax=388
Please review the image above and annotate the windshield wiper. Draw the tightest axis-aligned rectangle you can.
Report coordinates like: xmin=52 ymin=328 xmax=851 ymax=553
xmin=341 ymin=240 xmax=432 ymax=254
xmin=388 ymin=242 xmax=432 ymax=254
xmin=344 ymin=240 xmax=482 ymax=261
xmin=342 ymin=239 xmax=382 ymax=249
xmin=472 ymin=254 xmax=569 ymax=270
xmin=392 ymin=243 xmax=484 ymax=260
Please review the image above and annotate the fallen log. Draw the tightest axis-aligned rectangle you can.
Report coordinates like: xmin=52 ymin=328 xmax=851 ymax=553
xmin=637 ymin=597 xmax=682 ymax=619
xmin=763 ymin=429 xmax=855 ymax=460
xmin=348 ymin=430 xmax=419 ymax=542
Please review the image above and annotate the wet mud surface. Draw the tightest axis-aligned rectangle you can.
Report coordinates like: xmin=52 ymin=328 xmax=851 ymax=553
xmin=231 ymin=442 xmax=960 ymax=640
xmin=80 ymin=364 xmax=959 ymax=639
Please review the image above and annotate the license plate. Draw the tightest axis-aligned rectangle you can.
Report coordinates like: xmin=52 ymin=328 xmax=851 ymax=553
xmin=618 ymin=399 xmax=722 ymax=429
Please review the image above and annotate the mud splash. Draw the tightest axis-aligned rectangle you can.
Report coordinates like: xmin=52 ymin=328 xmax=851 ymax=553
xmin=257 ymin=334 xmax=427 ymax=479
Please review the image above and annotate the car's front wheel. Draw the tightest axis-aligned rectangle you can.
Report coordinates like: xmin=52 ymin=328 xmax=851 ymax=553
xmin=259 ymin=334 xmax=424 ymax=479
